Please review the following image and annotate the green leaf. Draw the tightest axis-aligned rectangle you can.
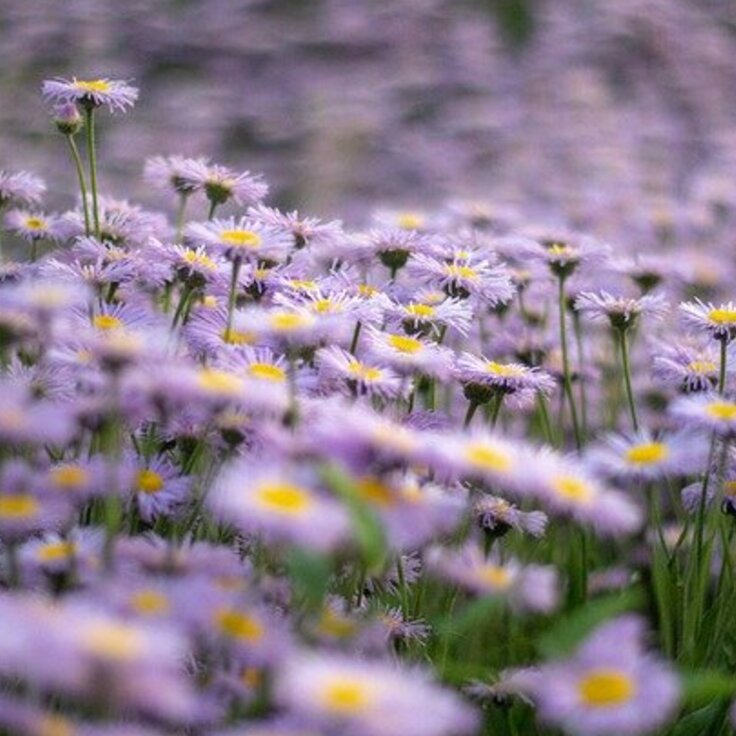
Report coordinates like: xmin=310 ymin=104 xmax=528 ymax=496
xmin=669 ymin=700 xmax=730 ymax=736
xmin=682 ymin=670 xmax=736 ymax=706
xmin=536 ymin=587 xmax=645 ymax=659
xmin=320 ymin=463 xmax=387 ymax=572
xmin=287 ymin=547 xmax=331 ymax=610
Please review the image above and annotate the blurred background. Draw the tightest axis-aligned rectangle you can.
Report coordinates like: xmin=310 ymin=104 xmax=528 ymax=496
xmin=2 ymin=0 xmax=736 ymax=239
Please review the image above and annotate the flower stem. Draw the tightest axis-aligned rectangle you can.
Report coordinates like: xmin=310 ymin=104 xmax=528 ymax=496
xmin=175 ymin=192 xmax=190 ymax=243
xmin=66 ymin=134 xmax=91 ymax=236
xmin=463 ymin=400 xmax=479 ymax=429
xmin=83 ymin=106 xmax=101 ymax=239
xmin=207 ymin=200 xmax=218 ymax=221
xmin=557 ymin=276 xmax=582 ymax=448
xmin=350 ymin=320 xmax=362 ymax=355
xmin=489 ymin=394 xmax=503 ymax=428
xmin=719 ymin=337 xmax=728 ymax=395
xmin=618 ymin=327 xmax=639 ymax=432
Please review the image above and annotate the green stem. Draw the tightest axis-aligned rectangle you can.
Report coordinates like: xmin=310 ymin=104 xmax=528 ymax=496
xmin=66 ymin=134 xmax=91 ymax=236
xmin=175 ymin=192 xmax=190 ymax=243
xmin=83 ymin=106 xmax=100 ymax=239
xmin=537 ymin=392 xmax=555 ymax=445
xmin=618 ymin=327 xmax=639 ymax=432
xmin=719 ymin=337 xmax=728 ymax=395
xmin=463 ymin=400 xmax=479 ymax=429
xmin=489 ymin=394 xmax=503 ymax=428
xmin=207 ymin=200 xmax=218 ymax=221
xmin=171 ymin=283 xmax=194 ymax=328
xmin=557 ymin=277 xmax=582 ymax=449
xmin=350 ymin=320 xmax=362 ymax=355
xmin=573 ymin=311 xmax=588 ymax=434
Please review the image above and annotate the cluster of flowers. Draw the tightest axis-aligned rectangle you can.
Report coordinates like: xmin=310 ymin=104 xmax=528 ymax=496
xmin=0 ymin=76 xmax=735 ymax=736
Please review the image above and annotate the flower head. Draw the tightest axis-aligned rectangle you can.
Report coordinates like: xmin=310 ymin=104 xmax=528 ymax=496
xmin=42 ymin=77 xmax=139 ymax=112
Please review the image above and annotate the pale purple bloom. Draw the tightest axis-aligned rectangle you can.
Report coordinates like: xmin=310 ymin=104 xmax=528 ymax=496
xmin=520 ymin=616 xmax=681 ymax=736
xmin=42 ymin=77 xmax=139 ymax=112
xmin=681 ymin=298 xmax=736 ymax=342
xmin=177 ymin=160 xmax=268 ymax=206
xmin=0 ymin=170 xmax=45 ymax=208
xmin=575 ymin=290 xmax=669 ymax=330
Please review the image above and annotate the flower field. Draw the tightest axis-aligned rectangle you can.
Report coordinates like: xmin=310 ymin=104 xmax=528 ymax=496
xmin=1 ymin=4 xmax=736 ymax=735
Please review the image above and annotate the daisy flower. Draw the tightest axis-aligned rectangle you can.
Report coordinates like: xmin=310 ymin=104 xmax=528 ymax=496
xmin=669 ymin=394 xmax=736 ymax=437
xmin=187 ymin=217 xmax=292 ymax=263
xmin=248 ymin=203 xmax=343 ymax=249
xmin=209 ymin=461 xmax=351 ymax=552
xmin=177 ymin=160 xmax=268 ymax=208
xmin=588 ymin=431 xmax=708 ymax=481
xmin=518 ymin=616 xmax=680 ymax=736
xmin=528 ymin=455 xmax=643 ymax=536
xmin=275 ymin=652 xmax=476 ymax=736
xmin=680 ymin=299 xmax=736 ymax=342
xmin=4 ymin=209 xmax=61 ymax=242
xmin=130 ymin=455 xmax=191 ymax=523
xmin=363 ymin=327 xmax=453 ymax=378
xmin=473 ymin=495 xmax=548 ymax=538
xmin=408 ymin=253 xmax=515 ymax=304
xmin=385 ymin=297 xmax=472 ymax=337
xmin=528 ymin=233 xmax=609 ymax=279
xmin=575 ymin=291 xmax=669 ymax=331
xmin=143 ymin=155 xmax=210 ymax=195
xmin=41 ymin=77 xmax=139 ymax=112
xmin=316 ymin=345 xmax=407 ymax=400
xmin=453 ymin=352 xmax=556 ymax=407
xmin=651 ymin=338 xmax=722 ymax=392
xmin=367 ymin=228 xmax=433 ymax=275
xmin=426 ymin=542 xmax=559 ymax=613
xmin=0 ymin=170 xmax=45 ymax=208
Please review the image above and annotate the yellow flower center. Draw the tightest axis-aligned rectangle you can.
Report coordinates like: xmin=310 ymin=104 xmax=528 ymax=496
xmin=547 ymin=243 xmax=572 ymax=257
xmin=216 ymin=609 xmax=264 ymax=641
xmin=405 ymin=303 xmax=436 ymax=318
xmin=396 ymin=212 xmax=425 ymax=230
xmin=0 ymin=494 xmax=40 ymax=519
xmin=444 ymin=264 xmax=477 ymax=280
xmin=49 ymin=464 xmax=89 ymax=489
xmin=318 ymin=608 xmax=358 ymax=638
xmin=38 ymin=716 xmax=75 ymax=736
xmin=578 ymin=669 xmax=636 ymax=707
xmin=248 ymin=362 xmax=286 ymax=382
xmin=289 ymin=279 xmax=317 ymax=290
xmin=313 ymin=298 xmax=338 ymax=314
xmin=358 ymin=284 xmax=379 ymax=297
xmin=625 ymin=442 xmax=669 ymax=465
xmin=37 ymin=541 xmax=76 ymax=562
xmin=136 ymin=469 xmax=164 ymax=494
xmin=724 ymin=480 xmax=736 ymax=497
xmin=322 ymin=679 xmax=372 ymax=714
xmin=552 ymin=475 xmax=594 ymax=504
xmin=73 ymin=79 xmax=112 ymax=94
xmin=241 ymin=667 xmax=262 ymax=688
xmin=221 ymin=328 xmax=255 ymax=345
xmin=486 ymin=361 xmax=525 ymax=378
xmin=479 ymin=564 xmax=512 ymax=589
xmin=182 ymin=249 xmax=217 ymax=270
xmin=347 ymin=361 xmax=383 ymax=381
xmin=84 ymin=622 xmax=144 ymax=661
xmin=130 ymin=589 xmax=170 ymax=615
xmin=357 ymin=477 xmax=396 ymax=506
xmin=220 ymin=229 xmax=262 ymax=248
xmin=706 ymin=401 xmax=736 ymax=421
xmin=254 ymin=482 xmax=313 ymax=515
xmin=202 ymin=295 xmax=219 ymax=308
xmin=708 ymin=308 xmax=736 ymax=325
xmin=24 ymin=216 xmax=46 ymax=230
xmin=387 ymin=334 xmax=423 ymax=354
xmin=687 ymin=360 xmax=716 ymax=374
xmin=269 ymin=311 xmax=311 ymax=331
xmin=93 ymin=314 xmax=123 ymax=331
xmin=465 ymin=443 xmax=512 ymax=473
xmin=196 ymin=368 xmax=243 ymax=396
